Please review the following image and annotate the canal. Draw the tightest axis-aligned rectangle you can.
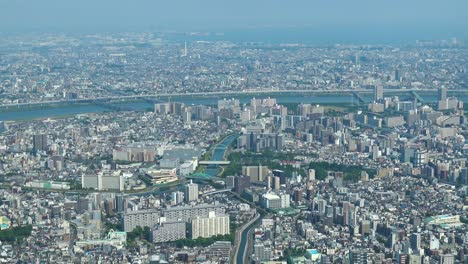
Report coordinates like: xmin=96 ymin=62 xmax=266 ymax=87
xmin=237 ymin=213 xmax=264 ymax=264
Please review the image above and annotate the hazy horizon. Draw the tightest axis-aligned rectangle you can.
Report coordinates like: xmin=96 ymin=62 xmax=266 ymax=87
xmin=1 ymin=0 xmax=467 ymax=43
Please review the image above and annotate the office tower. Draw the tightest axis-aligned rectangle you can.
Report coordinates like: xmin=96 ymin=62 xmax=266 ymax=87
xmin=191 ymin=212 xmax=230 ymax=238
xmin=242 ymin=165 xmax=269 ymax=182
xmin=410 ymin=233 xmax=421 ymax=251
xmin=438 ymin=87 xmax=447 ymax=101
xmin=273 ymin=169 xmax=287 ymax=184
xmin=394 ymin=68 xmax=400 ymax=81
xmin=374 ymin=85 xmax=384 ymax=101
xmin=115 ymin=194 xmax=125 ymax=212
xmin=33 ymin=134 xmax=48 ymax=151
xmin=184 ymin=181 xmax=199 ymax=202
xmin=234 ymin=176 xmax=250 ymax=194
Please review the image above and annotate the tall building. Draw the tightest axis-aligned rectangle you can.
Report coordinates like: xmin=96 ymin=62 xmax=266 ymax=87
xmin=172 ymin=191 xmax=184 ymax=205
xmin=242 ymin=165 xmax=269 ymax=182
xmin=374 ymin=85 xmax=384 ymax=102
xmin=438 ymin=87 xmax=447 ymax=101
xmin=33 ymin=134 xmax=48 ymax=151
xmin=410 ymin=233 xmax=421 ymax=251
xmin=234 ymin=176 xmax=250 ymax=194
xmin=394 ymin=68 xmax=400 ymax=81
xmin=191 ymin=212 xmax=230 ymax=239
xmin=184 ymin=181 xmax=199 ymax=202
xmin=273 ymin=169 xmax=287 ymax=184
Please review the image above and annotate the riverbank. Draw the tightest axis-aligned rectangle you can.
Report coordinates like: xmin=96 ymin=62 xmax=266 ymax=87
xmin=0 ymin=91 xmax=457 ymax=121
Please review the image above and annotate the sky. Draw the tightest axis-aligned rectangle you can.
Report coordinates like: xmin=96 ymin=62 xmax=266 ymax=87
xmin=1 ymin=0 xmax=467 ymax=42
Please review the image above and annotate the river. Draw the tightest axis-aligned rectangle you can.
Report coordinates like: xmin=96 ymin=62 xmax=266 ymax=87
xmin=0 ymin=92 xmax=454 ymax=122
xmin=205 ymin=134 xmax=238 ymax=177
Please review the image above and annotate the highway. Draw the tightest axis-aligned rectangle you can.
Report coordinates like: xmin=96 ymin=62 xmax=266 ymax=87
xmin=0 ymin=88 xmax=448 ymax=109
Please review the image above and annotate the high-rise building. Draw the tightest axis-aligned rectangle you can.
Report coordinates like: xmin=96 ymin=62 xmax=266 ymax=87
xmin=184 ymin=181 xmax=199 ymax=202
xmin=394 ymin=69 xmax=400 ymax=81
xmin=374 ymin=85 xmax=384 ymax=102
xmin=234 ymin=176 xmax=250 ymax=194
xmin=438 ymin=87 xmax=447 ymax=101
xmin=191 ymin=212 xmax=230 ymax=239
xmin=242 ymin=165 xmax=269 ymax=182
xmin=172 ymin=191 xmax=184 ymax=205
xmin=410 ymin=233 xmax=421 ymax=251
xmin=33 ymin=134 xmax=48 ymax=151
xmin=273 ymin=169 xmax=287 ymax=184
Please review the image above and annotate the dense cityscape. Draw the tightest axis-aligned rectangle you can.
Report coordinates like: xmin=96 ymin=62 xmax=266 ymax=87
xmin=0 ymin=30 xmax=467 ymax=263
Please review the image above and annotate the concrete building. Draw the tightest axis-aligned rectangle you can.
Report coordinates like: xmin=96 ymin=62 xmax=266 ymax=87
xmin=262 ymin=193 xmax=281 ymax=209
xmin=163 ymin=203 xmax=225 ymax=222
xmin=234 ymin=175 xmax=250 ymax=194
xmin=184 ymin=181 xmax=199 ymax=202
xmin=82 ymin=172 xmax=124 ymax=191
xmin=242 ymin=165 xmax=269 ymax=182
xmin=122 ymin=209 xmax=160 ymax=232
xmin=33 ymin=134 xmax=48 ymax=151
xmin=374 ymin=85 xmax=384 ymax=101
xmin=191 ymin=212 xmax=230 ymax=239
xmin=151 ymin=221 xmax=186 ymax=243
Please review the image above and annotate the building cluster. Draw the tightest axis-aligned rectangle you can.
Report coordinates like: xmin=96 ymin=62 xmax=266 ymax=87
xmin=0 ymin=33 xmax=466 ymax=106
xmin=0 ymin=33 xmax=467 ymax=263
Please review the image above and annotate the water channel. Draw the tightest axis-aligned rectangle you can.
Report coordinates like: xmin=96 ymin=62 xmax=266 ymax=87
xmin=0 ymin=92 xmax=451 ymax=121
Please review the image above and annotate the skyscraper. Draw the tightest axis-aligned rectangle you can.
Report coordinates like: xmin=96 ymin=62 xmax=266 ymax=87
xmin=33 ymin=134 xmax=48 ymax=151
xmin=374 ymin=85 xmax=384 ymax=102
xmin=438 ymin=87 xmax=447 ymax=101
xmin=410 ymin=233 xmax=421 ymax=251
xmin=394 ymin=68 xmax=400 ymax=81
xmin=234 ymin=175 xmax=250 ymax=194
xmin=184 ymin=181 xmax=199 ymax=202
